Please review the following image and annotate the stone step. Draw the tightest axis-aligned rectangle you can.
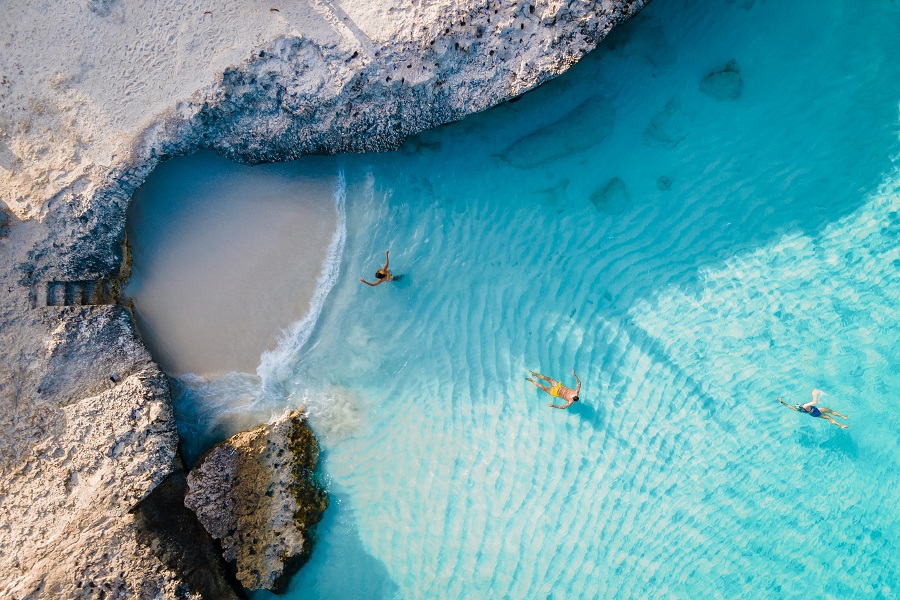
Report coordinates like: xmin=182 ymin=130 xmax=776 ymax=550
xmin=32 ymin=280 xmax=116 ymax=308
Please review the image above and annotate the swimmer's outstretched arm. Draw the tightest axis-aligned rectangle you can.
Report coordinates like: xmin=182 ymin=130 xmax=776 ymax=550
xmin=359 ymin=277 xmax=384 ymax=286
xmin=802 ymin=389 xmax=821 ymax=409
xmin=777 ymin=397 xmax=799 ymax=411
xmin=549 ymin=399 xmax=574 ymax=410
xmin=383 ymin=250 xmax=390 ymax=271
xmin=573 ymin=369 xmax=581 ymax=395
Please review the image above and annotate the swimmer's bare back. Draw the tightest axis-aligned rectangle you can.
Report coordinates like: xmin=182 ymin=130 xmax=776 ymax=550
xmin=526 ymin=368 xmax=582 ymax=409
xmin=360 ymin=250 xmax=393 ymax=286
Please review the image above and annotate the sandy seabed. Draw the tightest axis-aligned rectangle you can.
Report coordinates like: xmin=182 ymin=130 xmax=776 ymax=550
xmin=126 ymin=151 xmax=341 ymax=376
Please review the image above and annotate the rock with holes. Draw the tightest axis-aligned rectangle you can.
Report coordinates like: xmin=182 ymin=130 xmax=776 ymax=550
xmin=0 ymin=306 xmax=189 ymax=597
xmin=185 ymin=410 xmax=328 ymax=593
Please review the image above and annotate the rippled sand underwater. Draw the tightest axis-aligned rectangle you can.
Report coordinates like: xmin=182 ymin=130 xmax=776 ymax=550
xmin=190 ymin=0 xmax=898 ymax=597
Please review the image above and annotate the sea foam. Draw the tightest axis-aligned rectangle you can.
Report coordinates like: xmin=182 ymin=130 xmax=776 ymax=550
xmin=173 ymin=170 xmax=347 ymax=462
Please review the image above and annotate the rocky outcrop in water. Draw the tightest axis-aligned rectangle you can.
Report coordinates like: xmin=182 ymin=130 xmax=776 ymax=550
xmin=185 ymin=410 xmax=327 ymax=594
xmin=0 ymin=0 xmax=648 ymax=596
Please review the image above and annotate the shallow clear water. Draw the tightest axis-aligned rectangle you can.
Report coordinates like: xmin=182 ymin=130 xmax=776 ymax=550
xmin=126 ymin=152 xmax=342 ymax=375
xmin=155 ymin=0 xmax=900 ymax=597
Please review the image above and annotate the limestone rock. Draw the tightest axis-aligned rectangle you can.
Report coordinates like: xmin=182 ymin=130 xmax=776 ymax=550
xmin=185 ymin=410 xmax=328 ymax=594
xmin=0 ymin=308 xmax=179 ymax=597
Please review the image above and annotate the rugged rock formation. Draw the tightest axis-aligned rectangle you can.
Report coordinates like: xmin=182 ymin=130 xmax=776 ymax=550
xmin=0 ymin=306 xmax=180 ymax=598
xmin=0 ymin=0 xmax=648 ymax=597
xmin=185 ymin=410 xmax=327 ymax=594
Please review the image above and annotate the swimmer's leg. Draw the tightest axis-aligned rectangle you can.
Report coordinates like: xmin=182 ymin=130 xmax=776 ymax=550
xmin=821 ymin=414 xmax=848 ymax=429
xmin=526 ymin=378 xmax=553 ymax=396
xmin=528 ymin=370 xmax=555 ymax=384
xmin=820 ymin=407 xmax=848 ymax=419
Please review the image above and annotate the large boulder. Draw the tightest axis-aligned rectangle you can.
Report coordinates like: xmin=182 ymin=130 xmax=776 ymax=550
xmin=185 ymin=410 xmax=328 ymax=594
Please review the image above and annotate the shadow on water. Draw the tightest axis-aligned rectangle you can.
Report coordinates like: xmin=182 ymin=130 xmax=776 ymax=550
xmin=797 ymin=426 xmax=859 ymax=459
xmin=569 ymin=400 xmax=604 ymax=430
xmin=258 ymin=488 xmax=399 ymax=600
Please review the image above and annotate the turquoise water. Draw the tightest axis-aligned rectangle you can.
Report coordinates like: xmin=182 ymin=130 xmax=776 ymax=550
xmin=163 ymin=0 xmax=900 ymax=597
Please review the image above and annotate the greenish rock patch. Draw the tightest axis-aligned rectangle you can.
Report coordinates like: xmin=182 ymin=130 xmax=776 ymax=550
xmin=184 ymin=410 xmax=328 ymax=594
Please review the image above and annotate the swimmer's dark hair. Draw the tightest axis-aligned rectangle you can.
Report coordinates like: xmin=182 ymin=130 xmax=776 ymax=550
xmin=376 ymin=271 xmax=386 ymax=279
xmin=573 ymin=396 xmax=579 ymax=402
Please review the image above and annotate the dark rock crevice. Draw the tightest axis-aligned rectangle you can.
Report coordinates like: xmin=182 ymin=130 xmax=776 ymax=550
xmin=133 ymin=469 xmax=247 ymax=600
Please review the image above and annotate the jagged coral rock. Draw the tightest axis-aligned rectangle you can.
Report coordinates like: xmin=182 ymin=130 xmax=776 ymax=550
xmin=0 ymin=307 xmax=183 ymax=598
xmin=185 ymin=410 xmax=328 ymax=593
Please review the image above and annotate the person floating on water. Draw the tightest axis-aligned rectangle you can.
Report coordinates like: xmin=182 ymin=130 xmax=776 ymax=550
xmin=526 ymin=368 xmax=581 ymax=409
xmin=777 ymin=389 xmax=848 ymax=429
xmin=360 ymin=250 xmax=394 ymax=286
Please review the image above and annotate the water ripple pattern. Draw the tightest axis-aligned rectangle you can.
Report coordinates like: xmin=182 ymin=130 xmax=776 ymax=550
xmin=232 ymin=0 xmax=900 ymax=597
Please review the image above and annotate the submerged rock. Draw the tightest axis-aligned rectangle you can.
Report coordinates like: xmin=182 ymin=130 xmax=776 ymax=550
xmin=185 ymin=410 xmax=328 ymax=594
xmin=643 ymin=98 xmax=691 ymax=149
xmin=535 ymin=178 xmax=570 ymax=207
xmin=499 ymin=96 xmax=616 ymax=168
xmin=657 ymin=175 xmax=673 ymax=191
xmin=700 ymin=59 xmax=744 ymax=100
xmin=591 ymin=177 xmax=631 ymax=214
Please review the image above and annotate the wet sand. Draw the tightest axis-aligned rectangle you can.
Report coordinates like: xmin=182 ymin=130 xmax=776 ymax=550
xmin=126 ymin=151 xmax=340 ymax=375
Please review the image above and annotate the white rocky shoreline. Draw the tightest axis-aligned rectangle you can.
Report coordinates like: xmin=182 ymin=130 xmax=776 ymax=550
xmin=0 ymin=1 xmax=647 ymax=597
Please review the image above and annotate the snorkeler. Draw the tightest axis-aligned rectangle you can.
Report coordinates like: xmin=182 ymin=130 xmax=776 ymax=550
xmin=777 ymin=389 xmax=848 ymax=429
xmin=526 ymin=368 xmax=581 ymax=409
xmin=360 ymin=250 xmax=393 ymax=286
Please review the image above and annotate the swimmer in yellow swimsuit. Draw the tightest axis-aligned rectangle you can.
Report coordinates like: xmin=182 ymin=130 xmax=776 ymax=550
xmin=526 ymin=368 xmax=581 ymax=409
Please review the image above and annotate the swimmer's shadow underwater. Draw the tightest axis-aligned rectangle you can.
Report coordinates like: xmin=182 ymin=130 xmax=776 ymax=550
xmin=796 ymin=426 xmax=859 ymax=459
xmin=566 ymin=400 xmax=606 ymax=429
